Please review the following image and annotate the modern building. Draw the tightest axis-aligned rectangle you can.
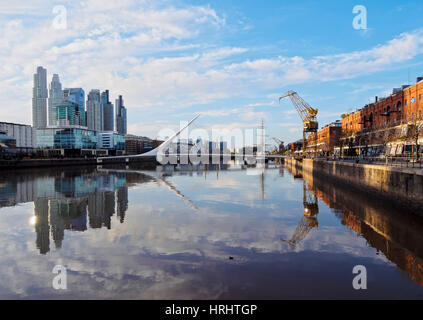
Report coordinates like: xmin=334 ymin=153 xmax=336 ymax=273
xmin=48 ymin=74 xmax=63 ymax=126
xmin=36 ymin=126 xmax=97 ymax=151
xmin=55 ymin=101 xmax=86 ymax=127
xmin=32 ymin=66 xmax=48 ymax=129
xmin=115 ymin=95 xmax=127 ymax=135
xmin=101 ymin=90 xmax=114 ymax=132
xmin=86 ymin=90 xmax=103 ymax=131
xmin=63 ymin=88 xmax=86 ymax=126
xmin=0 ymin=122 xmax=36 ymax=152
xmin=0 ymin=131 xmax=16 ymax=153
xmin=98 ymin=132 xmax=125 ymax=151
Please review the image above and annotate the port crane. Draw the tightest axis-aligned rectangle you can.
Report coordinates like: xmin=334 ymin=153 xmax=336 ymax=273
xmin=271 ymin=138 xmax=284 ymax=154
xmin=279 ymin=91 xmax=318 ymax=157
xmin=281 ymin=181 xmax=319 ymax=248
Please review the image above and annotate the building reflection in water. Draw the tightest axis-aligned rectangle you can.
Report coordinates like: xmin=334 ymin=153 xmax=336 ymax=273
xmin=285 ymin=163 xmax=423 ymax=287
xmin=32 ymin=172 xmax=129 ymax=254
xmin=0 ymin=170 xmax=130 ymax=255
xmin=0 ymin=168 xmax=200 ymax=255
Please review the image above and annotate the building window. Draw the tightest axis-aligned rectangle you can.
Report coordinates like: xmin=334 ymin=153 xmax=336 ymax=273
xmin=405 ymin=99 xmax=408 ymax=106
xmin=420 ymin=94 xmax=422 ymax=101
xmin=420 ymin=111 xmax=422 ymax=120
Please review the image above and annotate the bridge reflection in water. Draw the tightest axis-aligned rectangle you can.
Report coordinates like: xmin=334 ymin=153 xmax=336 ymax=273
xmin=0 ymin=168 xmax=155 ymax=255
xmin=1 ymin=164 xmax=423 ymax=298
xmin=285 ymin=163 xmax=423 ymax=287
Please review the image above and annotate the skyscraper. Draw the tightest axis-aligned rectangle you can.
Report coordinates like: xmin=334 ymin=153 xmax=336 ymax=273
xmin=101 ymin=90 xmax=114 ymax=132
xmin=115 ymin=95 xmax=127 ymax=135
xmin=87 ymin=89 xmax=103 ymax=131
xmin=63 ymin=88 xmax=86 ymax=127
xmin=32 ymin=66 xmax=48 ymax=128
xmin=48 ymin=74 xmax=63 ymax=126
xmin=55 ymin=101 xmax=84 ymax=126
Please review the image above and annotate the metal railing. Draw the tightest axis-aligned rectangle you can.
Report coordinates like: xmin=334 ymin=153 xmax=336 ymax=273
xmin=311 ymin=155 xmax=423 ymax=169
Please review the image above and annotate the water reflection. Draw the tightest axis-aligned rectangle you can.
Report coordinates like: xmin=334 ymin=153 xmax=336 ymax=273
xmin=4 ymin=172 xmax=127 ymax=254
xmin=281 ymin=180 xmax=319 ymax=247
xmin=0 ymin=165 xmax=423 ymax=298
xmin=285 ymin=163 xmax=423 ymax=288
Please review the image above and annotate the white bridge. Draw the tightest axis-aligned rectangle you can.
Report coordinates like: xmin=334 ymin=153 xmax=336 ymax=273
xmin=97 ymin=114 xmax=285 ymax=163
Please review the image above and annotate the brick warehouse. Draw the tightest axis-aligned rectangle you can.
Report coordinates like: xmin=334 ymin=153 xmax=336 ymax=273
xmin=303 ymin=77 xmax=423 ymax=157
xmin=307 ymin=121 xmax=342 ymax=155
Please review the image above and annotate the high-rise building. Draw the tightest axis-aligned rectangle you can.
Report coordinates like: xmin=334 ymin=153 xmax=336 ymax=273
xmin=86 ymin=89 xmax=103 ymax=131
xmin=48 ymin=74 xmax=63 ymax=126
xmin=63 ymin=88 xmax=86 ymax=127
xmin=101 ymin=90 xmax=114 ymax=131
xmin=32 ymin=66 xmax=48 ymax=129
xmin=115 ymin=95 xmax=127 ymax=135
xmin=55 ymin=101 xmax=85 ymax=126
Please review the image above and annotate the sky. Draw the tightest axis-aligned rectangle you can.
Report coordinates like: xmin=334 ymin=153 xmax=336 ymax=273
xmin=1 ymin=0 xmax=423 ymax=146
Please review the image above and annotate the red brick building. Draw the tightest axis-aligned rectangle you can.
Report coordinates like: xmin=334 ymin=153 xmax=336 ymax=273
xmin=307 ymin=121 xmax=342 ymax=155
xmin=361 ymin=90 xmax=403 ymax=130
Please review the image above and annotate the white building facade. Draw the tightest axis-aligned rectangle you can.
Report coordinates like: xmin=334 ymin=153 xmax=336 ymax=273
xmin=0 ymin=122 xmax=36 ymax=151
xmin=32 ymin=66 xmax=48 ymax=129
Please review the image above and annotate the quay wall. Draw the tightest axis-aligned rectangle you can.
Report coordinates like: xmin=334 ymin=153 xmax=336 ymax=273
xmin=285 ymin=157 xmax=423 ymax=212
xmin=0 ymin=156 xmax=158 ymax=170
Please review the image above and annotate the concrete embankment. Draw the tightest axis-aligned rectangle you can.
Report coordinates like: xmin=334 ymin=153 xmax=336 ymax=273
xmin=285 ymin=157 xmax=423 ymax=213
xmin=0 ymin=156 xmax=158 ymax=170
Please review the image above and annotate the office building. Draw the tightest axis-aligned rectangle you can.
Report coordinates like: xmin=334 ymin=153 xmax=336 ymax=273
xmin=0 ymin=130 xmax=16 ymax=151
xmin=48 ymin=74 xmax=63 ymax=126
xmin=87 ymin=90 xmax=103 ymax=131
xmin=115 ymin=95 xmax=127 ymax=135
xmin=98 ymin=132 xmax=125 ymax=151
xmin=101 ymin=90 xmax=114 ymax=132
xmin=36 ymin=126 xmax=97 ymax=150
xmin=32 ymin=66 xmax=48 ymax=128
xmin=0 ymin=122 xmax=36 ymax=152
xmin=63 ymin=88 xmax=86 ymax=126
xmin=55 ymin=101 xmax=85 ymax=127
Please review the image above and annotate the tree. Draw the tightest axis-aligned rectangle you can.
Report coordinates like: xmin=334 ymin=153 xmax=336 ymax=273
xmin=406 ymin=121 xmax=423 ymax=160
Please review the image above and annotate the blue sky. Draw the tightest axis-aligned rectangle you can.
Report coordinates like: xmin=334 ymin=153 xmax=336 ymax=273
xmin=1 ymin=0 xmax=423 ymax=145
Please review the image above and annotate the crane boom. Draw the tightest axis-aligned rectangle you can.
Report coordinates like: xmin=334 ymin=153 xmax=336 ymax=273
xmin=279 ymin=91 xmax=319 ymax=157
xmin=279 ymin=91 xmax=318 ymax=122
xmin=281 ymin=216 xmax=318 ymax=248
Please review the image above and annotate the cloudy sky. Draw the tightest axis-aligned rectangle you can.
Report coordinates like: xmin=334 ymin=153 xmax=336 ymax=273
xmin=1 ymin=0 xmax=423 ymax=144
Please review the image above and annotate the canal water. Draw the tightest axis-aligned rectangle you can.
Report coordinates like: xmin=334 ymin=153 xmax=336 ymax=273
xmin=0 ymin=164 xmax=423 ymax=299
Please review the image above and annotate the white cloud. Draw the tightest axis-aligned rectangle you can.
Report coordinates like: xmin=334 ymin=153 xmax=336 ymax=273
xmin=1 ymin=1 xmax=423 ymax=133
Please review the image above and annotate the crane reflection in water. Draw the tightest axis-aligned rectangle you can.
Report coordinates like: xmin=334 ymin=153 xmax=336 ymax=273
xmin=281 ymin=175 xmax=319 ymax=248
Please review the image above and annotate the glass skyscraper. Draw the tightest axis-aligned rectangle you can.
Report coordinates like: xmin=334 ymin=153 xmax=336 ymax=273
xmin=115 ymin=95 xmax=127 ymax=135
xmin=32 ymin=66 xmax=48 ymax=129
xmin=48 ymin=74 xmax=63 ymax=126
xmin=101 ymin=90 xmax=114 ymax=132
xmin=87 ymin=89 xmax=103 ymax=131
xmin=55 ymin=102 xmax=85 ymax=127
xmin=63 ymin=88 xmax=86 ymax=127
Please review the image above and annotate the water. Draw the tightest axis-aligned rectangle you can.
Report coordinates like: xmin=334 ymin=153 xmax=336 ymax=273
xmin=0 ymin=164 xmax=423 ymax=299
